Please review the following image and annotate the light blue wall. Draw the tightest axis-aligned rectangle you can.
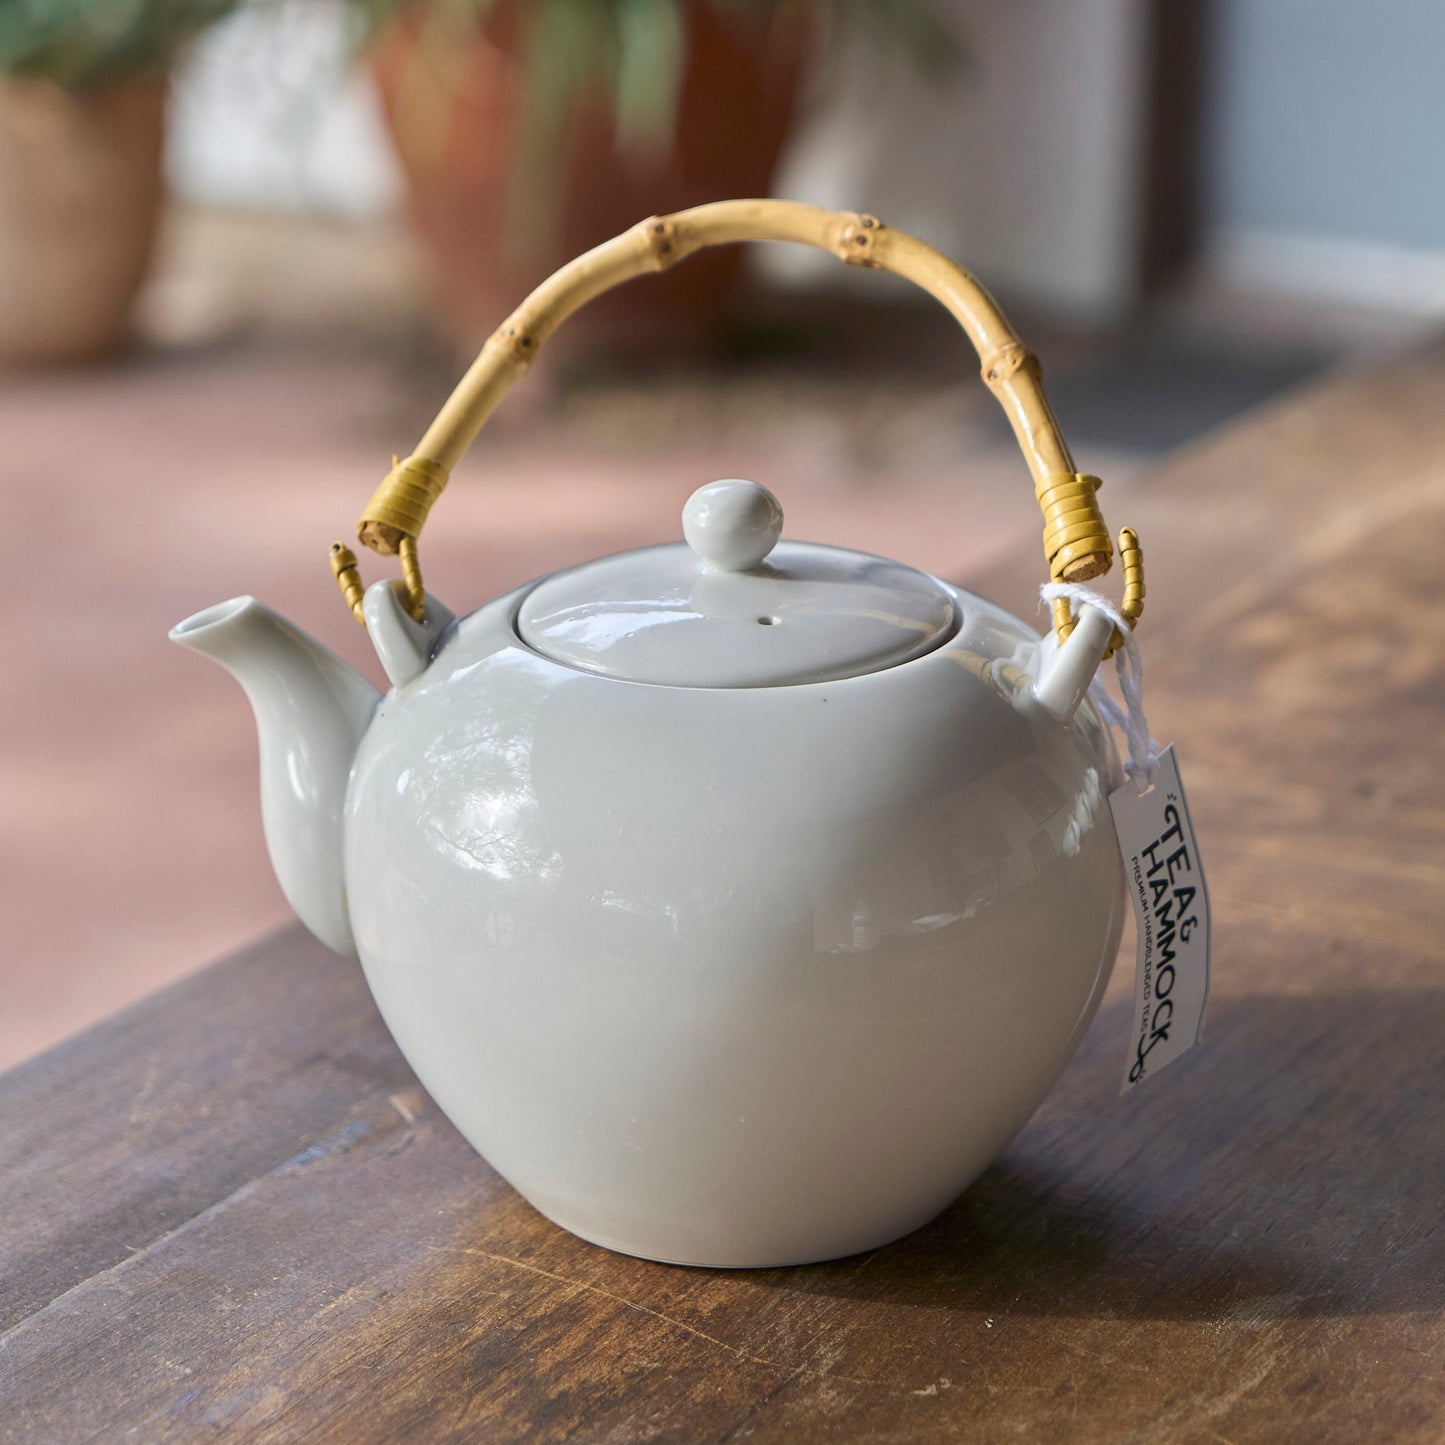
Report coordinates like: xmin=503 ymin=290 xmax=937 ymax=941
xmin=1206 ymin=0 xmax=1445 ymax=248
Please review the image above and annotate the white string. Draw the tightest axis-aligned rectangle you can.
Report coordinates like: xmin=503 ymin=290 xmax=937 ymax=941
xmin=1040 ymin=582 xmax=1160 ymax=793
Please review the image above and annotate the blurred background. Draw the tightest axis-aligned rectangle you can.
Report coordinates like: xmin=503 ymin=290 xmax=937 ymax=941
xmin=2 ymin=0 xmax=1440 ymax=1069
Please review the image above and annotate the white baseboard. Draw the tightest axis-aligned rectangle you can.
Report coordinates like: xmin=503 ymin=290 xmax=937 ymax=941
xmin=1205 ymin=227 xmax=1445 ymax=317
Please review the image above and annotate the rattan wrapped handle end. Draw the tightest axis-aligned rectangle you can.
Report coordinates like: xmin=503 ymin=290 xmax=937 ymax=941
xmin=358 ymin=456 xmax=451 ymax=557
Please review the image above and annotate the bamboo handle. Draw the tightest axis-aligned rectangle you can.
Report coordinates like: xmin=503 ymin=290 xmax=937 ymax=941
xmin=337 ymin=199 xmax=1142 ymax=648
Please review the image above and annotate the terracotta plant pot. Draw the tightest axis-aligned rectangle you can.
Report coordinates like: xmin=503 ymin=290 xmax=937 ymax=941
xmin=0 ymin=76 xmax=167 ymax=366
xmin=369 ymin=3 xmax=806 ymax=357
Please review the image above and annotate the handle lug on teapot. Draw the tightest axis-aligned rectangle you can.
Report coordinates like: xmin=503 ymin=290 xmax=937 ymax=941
xmin=1031 ymin=605 xmax=1114 ymax=724
xmin=364 ymin=580 xmax=456 ymax=688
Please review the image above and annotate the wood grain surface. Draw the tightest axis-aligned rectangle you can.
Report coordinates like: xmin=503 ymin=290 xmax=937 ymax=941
xmin=3 ymin=344 xmax=1444 ymax=1443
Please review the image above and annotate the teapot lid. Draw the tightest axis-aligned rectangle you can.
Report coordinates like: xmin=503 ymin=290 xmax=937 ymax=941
xmin=516 ymin=480 xmax=957 ymax=688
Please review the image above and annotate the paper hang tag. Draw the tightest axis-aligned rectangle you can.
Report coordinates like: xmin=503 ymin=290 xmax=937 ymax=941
xmin=1109 ymin=744 xmax=1211 ymax=1093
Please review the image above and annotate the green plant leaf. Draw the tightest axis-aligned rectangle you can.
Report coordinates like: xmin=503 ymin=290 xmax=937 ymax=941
xmin=0 ymin=0 xmax=244 ymax=88
xmin=611 ymin=0 xmax=684 ymax=157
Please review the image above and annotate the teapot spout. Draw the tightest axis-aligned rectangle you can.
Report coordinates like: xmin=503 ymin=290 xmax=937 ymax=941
xmin=169 ymin=597 xmax=379 ymax=955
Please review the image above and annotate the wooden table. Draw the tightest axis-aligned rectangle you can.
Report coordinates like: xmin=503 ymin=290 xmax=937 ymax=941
xmin=5 ymin=343 xmax=1444 ymax=1443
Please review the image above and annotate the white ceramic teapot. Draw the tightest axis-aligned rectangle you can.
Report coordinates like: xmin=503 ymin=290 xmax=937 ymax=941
xmin=172 ymin=202 xmax=1145 ymax=1268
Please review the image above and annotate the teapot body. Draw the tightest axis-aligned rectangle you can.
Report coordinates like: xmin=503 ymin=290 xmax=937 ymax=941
xmin=345 ymin=576 xmax=1124 ymax=1267
xmin=172 ymin=203 xmax=1151 ymax=1268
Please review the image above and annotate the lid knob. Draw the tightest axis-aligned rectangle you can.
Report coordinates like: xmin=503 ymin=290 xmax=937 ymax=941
xmin=683 ymin=479 xmax=784 ymax=572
